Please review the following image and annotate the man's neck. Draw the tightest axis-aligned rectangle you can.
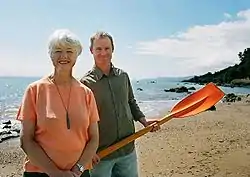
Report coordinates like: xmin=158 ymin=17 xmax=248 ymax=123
xmin=96 ymin=63 xmax=111 ymax=75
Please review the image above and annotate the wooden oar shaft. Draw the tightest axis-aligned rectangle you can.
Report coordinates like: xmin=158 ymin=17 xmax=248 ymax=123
xmin=97 ymin=97 xmax=214 ymax=158
xmin=97 ymin=115 xmax=173 ymax=159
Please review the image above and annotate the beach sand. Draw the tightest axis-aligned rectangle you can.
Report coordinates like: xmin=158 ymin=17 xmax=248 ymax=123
xmin=0 ymin=98 xmax=250 ymax=177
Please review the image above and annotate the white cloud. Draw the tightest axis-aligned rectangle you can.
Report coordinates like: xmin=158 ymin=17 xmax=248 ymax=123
xmin=224 ymin=13 xmax=232 ymax=19
xmin=135 ymin=9 xmax=250 ymax=76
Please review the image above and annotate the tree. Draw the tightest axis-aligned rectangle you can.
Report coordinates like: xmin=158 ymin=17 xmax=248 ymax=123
xmin=238 ymin=48 xmax=250 ymax=63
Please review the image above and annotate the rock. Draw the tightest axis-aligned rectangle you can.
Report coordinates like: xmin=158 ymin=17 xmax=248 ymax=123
xmin=1 ymin=131 xmax=19 ymax=141
xmin=137 ymin=88 xmax=143 ymax=91
xmin=206 ymin=105 xmax=216 ymax=111
xmin=176 ymin=86 xmax=189 ymax=93
xmin=2 ymin=120 xmax=11 ymax=125
xmin=223 ymin=93 xmax=242 ymax=102
xmin=164 ymin=86 xmax=189 ymax=93
xmin=164 ymin=88 xmax=176 ymax=92
xmin=12 ymin=129 xmax=20 ymax=133
xmin=0 ymin=130 xmax=10 ymax=136
xmin=0 ymin=119 xmax=21 ymax=143
xmin=188 ymin=87 xmax=196 ymax=90
xmin=3 ymin=124 xmax=11 ymax=129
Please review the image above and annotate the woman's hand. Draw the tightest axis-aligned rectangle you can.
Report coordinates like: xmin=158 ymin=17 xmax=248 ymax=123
xmin=71 ymin=165 xmax=82 ymax=177
xmin=47 ymin=170 xmax=75 ymax=177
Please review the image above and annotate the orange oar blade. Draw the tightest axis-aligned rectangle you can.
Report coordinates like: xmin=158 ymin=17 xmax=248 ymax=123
xmin=170 ymin=82 xmax=225 ymax=118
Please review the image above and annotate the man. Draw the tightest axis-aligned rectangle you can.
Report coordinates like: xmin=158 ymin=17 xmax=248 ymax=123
xmin=80 ymin=31 xmax=159 ymax=177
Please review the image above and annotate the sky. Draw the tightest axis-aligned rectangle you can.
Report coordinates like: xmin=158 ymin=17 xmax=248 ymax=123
xmin=1 ymin=0 xmax=250 ymax=80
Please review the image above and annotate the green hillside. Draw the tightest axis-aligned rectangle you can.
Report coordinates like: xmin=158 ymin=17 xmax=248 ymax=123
xmin=182 ymin=48 xmax=250 ymax=87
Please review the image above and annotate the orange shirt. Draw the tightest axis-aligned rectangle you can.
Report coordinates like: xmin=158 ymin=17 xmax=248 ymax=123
xmin=16 ymin=77 xmax=99 ymax=172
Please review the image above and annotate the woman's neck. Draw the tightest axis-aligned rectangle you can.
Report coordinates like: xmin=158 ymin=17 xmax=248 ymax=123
xmin=50 ymin=70 xmax=73 ymax=85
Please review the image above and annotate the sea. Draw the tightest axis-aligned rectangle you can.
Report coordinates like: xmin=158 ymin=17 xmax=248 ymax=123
xmin=0 ymin=76 xmax=250 ymax=131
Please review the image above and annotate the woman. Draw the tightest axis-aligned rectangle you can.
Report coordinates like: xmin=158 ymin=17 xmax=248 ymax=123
xmin=17 ymin=29 xmax=99 ymax=177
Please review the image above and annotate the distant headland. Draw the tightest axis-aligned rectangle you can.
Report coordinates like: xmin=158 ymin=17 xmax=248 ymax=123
xmin=182 ymin=48 xmax=250 ymax=88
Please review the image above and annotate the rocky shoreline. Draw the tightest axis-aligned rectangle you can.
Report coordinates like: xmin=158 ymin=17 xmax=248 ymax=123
xmin=0 ymin=120 xmax=21 ymax=143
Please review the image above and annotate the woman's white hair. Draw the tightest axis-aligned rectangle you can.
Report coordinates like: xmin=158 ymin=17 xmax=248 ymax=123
xmin=48 ymin=29 xmax=82 ymax=56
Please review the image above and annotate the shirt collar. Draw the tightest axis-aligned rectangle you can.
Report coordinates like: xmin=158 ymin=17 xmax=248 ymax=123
xmin=92 ymin=64 xmax=118 ymax=80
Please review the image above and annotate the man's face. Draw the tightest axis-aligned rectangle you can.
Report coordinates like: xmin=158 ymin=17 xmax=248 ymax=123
xmin=90 ymin=37 xmax=113 ymax=67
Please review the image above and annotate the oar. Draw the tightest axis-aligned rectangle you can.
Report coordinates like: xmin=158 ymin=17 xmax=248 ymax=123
xmin=97 ymin=82 xmax=225 ymax=159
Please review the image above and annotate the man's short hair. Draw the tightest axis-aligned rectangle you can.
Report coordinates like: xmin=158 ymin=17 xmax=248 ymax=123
xmin=90 ymin=31 xmax=114 ymax=51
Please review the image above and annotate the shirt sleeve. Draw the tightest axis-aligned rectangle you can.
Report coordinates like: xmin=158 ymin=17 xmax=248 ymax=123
xmin=126 ymin=73 xmax=145 ymax=121
xmin=87 ymin=90 xmax=100 ymax=123
xmin=16 ymin=85 xmax=37 ymax=122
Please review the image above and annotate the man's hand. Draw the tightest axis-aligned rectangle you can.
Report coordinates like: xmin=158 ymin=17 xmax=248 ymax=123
xmin=92 ymin=154 xmax=100 ymax=166
xmin=139 ymin=117 xmax=161 ymax=132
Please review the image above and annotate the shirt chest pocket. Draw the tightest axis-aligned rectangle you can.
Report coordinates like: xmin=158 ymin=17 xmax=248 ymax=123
xmin=111 ymin=78 xmax=129 ymax=103
xmin=106 ymin=77 xmax=129 ymax=102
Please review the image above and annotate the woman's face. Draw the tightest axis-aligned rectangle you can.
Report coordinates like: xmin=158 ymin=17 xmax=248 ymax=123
xmin=51 ymin=44 xmax=78 ymax=72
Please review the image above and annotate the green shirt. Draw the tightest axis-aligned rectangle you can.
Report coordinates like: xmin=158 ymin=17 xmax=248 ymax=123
xmin=80 ymin=65 xmax=145 ymax=160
